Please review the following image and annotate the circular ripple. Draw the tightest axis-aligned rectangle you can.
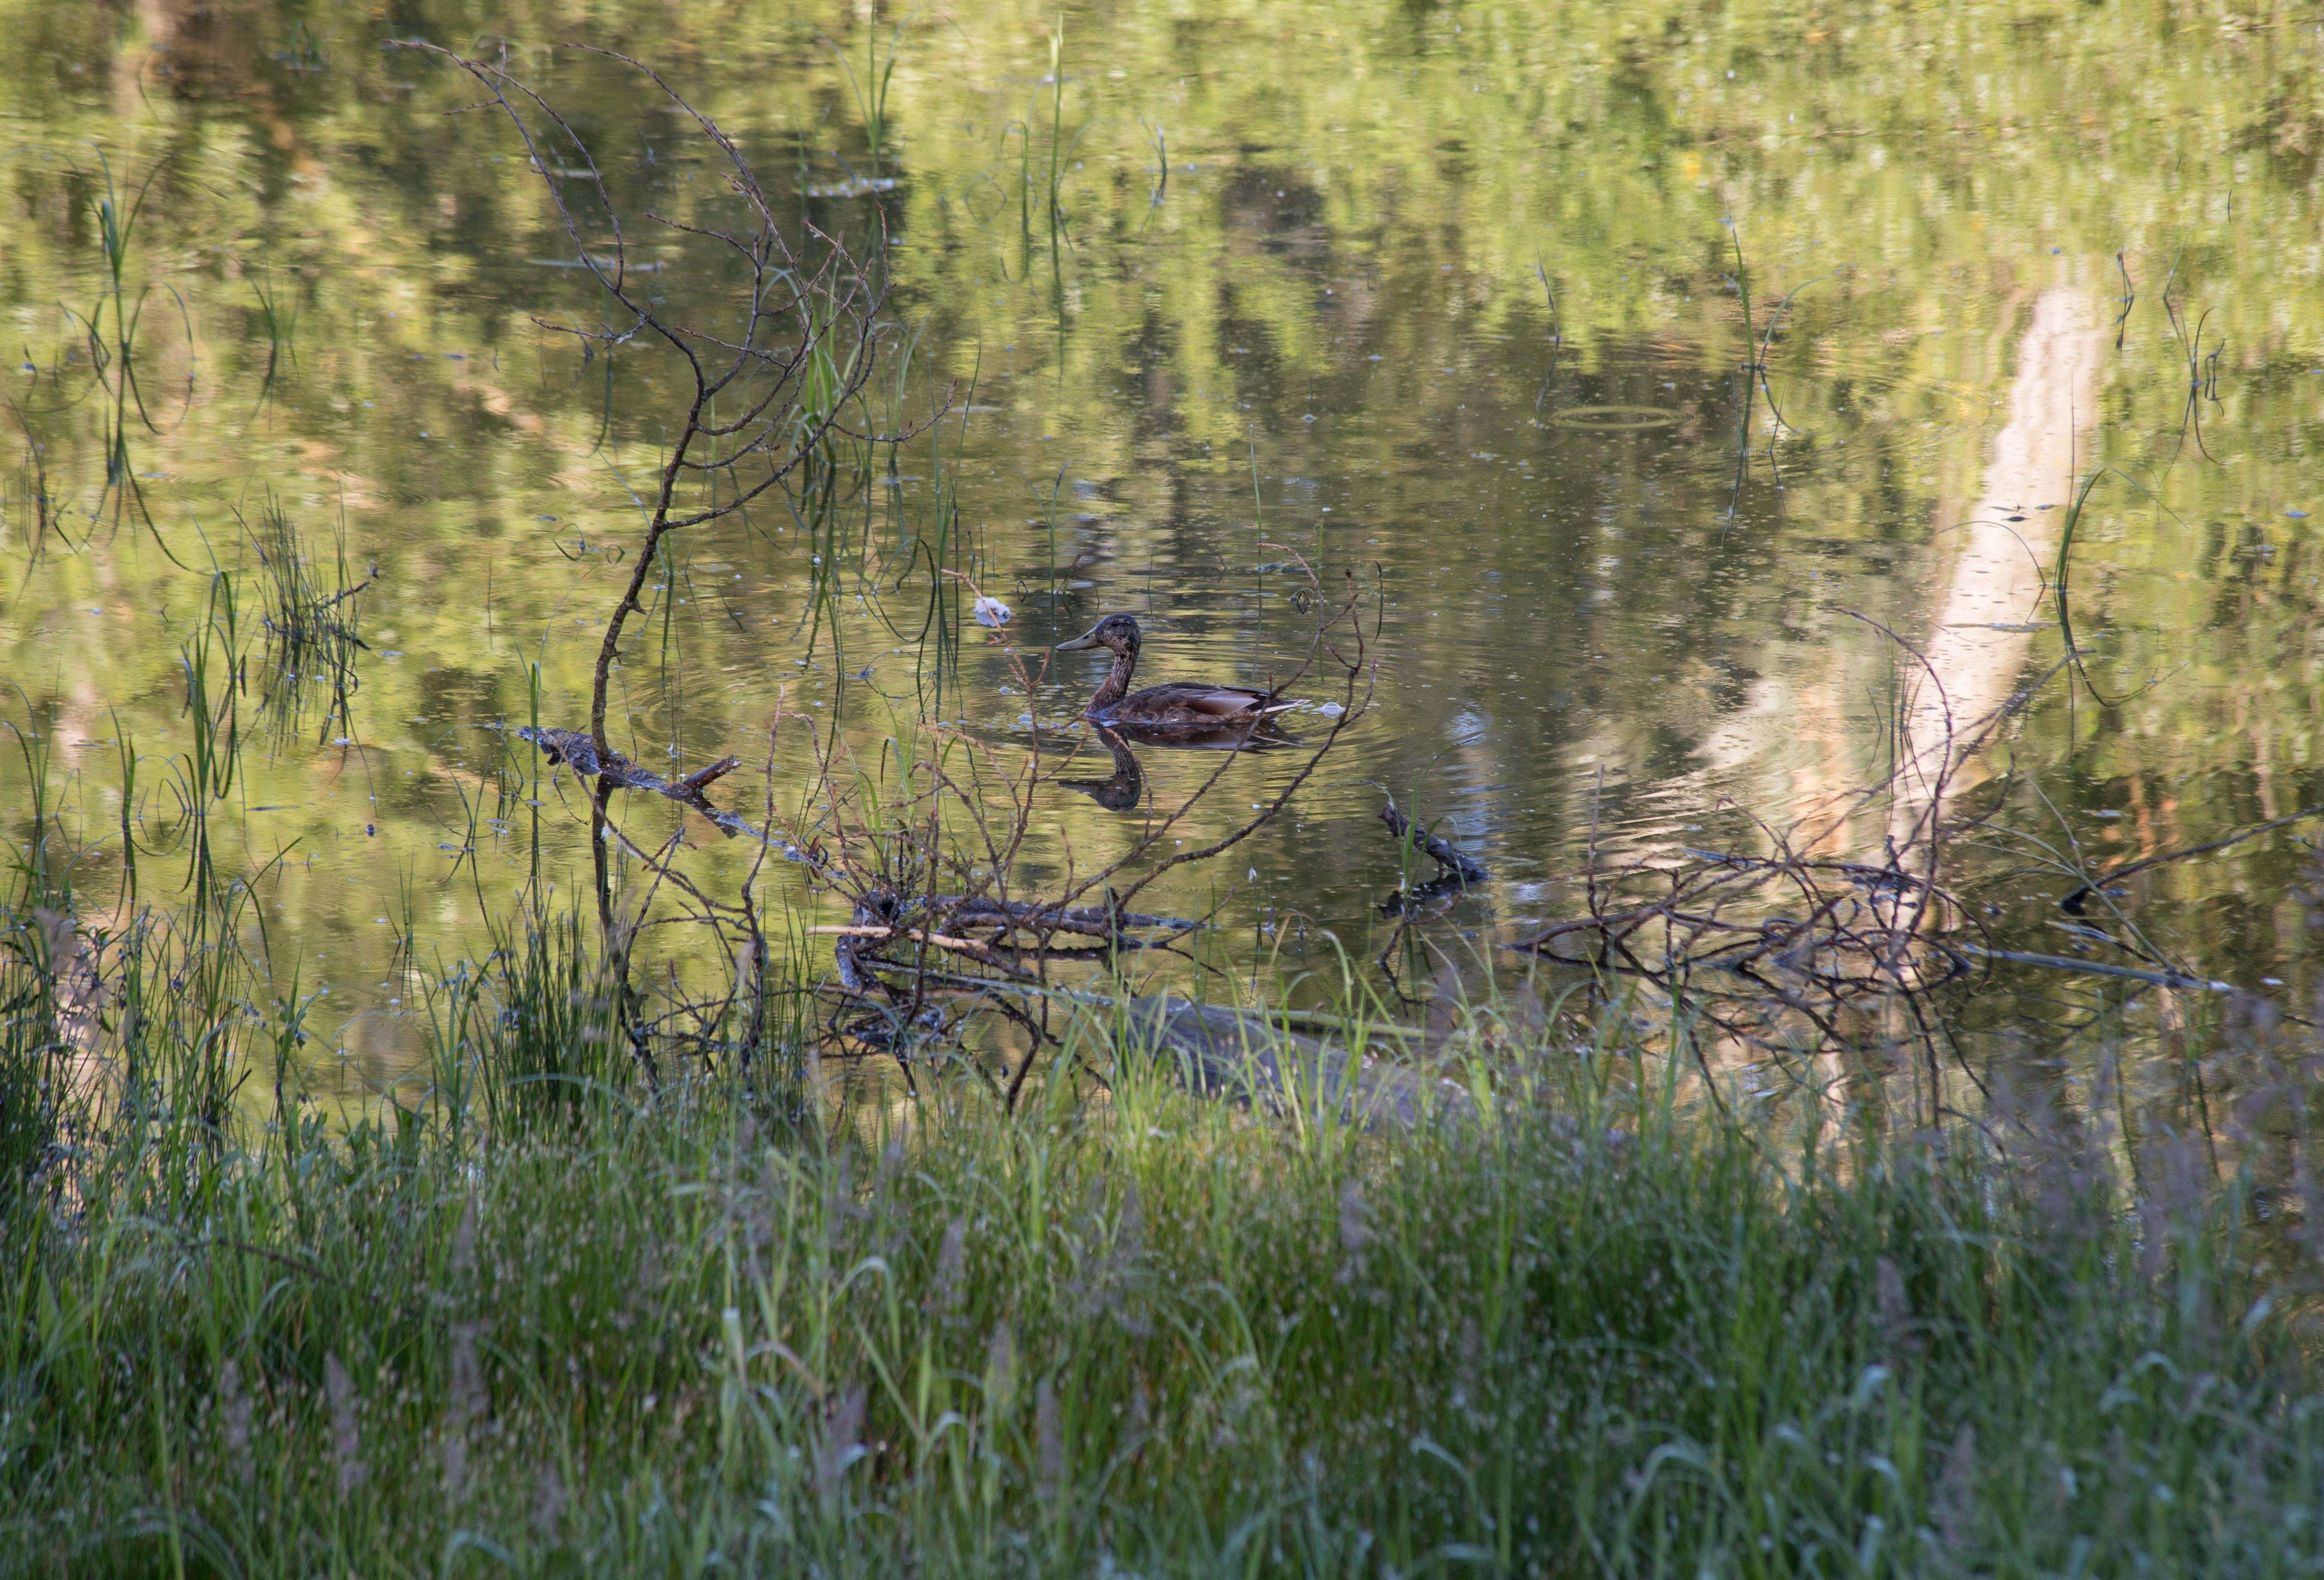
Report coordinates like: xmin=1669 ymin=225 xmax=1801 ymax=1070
xmin=1548 ymin=404 xmax=1683 ymax=431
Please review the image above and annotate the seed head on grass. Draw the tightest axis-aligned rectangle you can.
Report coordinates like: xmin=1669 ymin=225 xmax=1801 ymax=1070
xmin=985 ymin=1319 xmax=1017 ymax=1413
xmin=1035 ymin=1376 xmax=1063 ymax=1502
xmin=1336 ymin=1177 xmax=1371 ymax=1285
xmin=325 ymin=1352 xmax=364 ymax=1495
xmin=1932 ymin=1422 xmax=1980 ymax=1557
xmin=216 ymin=1357 xmax=253 ymax=1489
xmin=816 ymin=1384 xmax=867 ymax=1505
xmin=451 ymin=1191 xmax=477 ymax=1276
xmin=444 ymin=1321 xmax=485 ymax=1506
xmin=1875 ymin=1254 xmax=1920 ymax=1361
xmin=530 ymin=1461 xmax=566 ymax=1544
xmin=932 ymin=1215 xmax=968 ymax=1316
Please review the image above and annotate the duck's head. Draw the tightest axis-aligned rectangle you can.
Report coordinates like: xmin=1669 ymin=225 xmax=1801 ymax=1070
xmin=1055 ymin=613 xmax=1141 ymax=657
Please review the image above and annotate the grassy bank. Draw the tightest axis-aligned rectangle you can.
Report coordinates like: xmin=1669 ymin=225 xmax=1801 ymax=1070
xmin=4 ymin=915 xmax=2322 ymax=1576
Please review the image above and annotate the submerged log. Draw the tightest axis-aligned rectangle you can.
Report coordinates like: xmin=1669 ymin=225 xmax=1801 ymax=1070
xmin=917 ymin=894 xmax=1199 ymax=938
xmin=1104 ymin=995 xmax=1474 ymax=1132
xmin=1950 ymin=943 xmax=2238 ymax=995
xmin=517 ymin=725 xmax=774 ymax=845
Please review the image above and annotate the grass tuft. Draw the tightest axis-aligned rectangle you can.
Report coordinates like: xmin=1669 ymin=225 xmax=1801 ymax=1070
xmin=2 ymin=907 xmax=2320 ymax=1575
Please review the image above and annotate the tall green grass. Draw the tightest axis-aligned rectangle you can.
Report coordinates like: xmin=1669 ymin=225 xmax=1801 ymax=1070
xmin=3 ymin=889 xmax=2320 ymax=1575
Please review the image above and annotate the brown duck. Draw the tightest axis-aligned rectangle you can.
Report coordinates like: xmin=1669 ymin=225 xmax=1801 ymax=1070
xmin=1055 ymin=614 xmax=1297 ymax=730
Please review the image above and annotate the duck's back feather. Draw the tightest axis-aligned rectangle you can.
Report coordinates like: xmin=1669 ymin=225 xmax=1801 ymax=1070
xmin=1093 ymin=682 xmax=1294 ymax=728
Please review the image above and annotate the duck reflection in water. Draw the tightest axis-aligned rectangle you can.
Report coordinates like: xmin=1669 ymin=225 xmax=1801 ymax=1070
xmin=1057 ymin=726 xmax=1145 ymax=810
xmin=1057 ymin=719 xmax=1297 ymax=813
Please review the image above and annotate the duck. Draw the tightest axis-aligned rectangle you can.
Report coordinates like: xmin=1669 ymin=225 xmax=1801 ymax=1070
xmin=1054 ymin=614 xmax=1298 ymax=730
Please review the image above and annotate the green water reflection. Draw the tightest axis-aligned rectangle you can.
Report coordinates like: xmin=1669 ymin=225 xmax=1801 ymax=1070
xmin=2 ymin=0 xmax=2322 ymax=1096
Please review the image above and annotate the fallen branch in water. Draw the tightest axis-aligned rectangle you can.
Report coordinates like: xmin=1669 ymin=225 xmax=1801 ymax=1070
xmin=519 ymin=725 xmax=790 ymax=848
xmin=1379 ymin=872 xmax=1475 ymax=919
xmin=1950 ymin=943 xmax=2238 ymax=994
xmin=2060 ymin=805 xmax=2324 ymax=913
xmin=1484 ymin=624 xmax=2068 ymax=1075
xmin=1380 ymin=796 xmax=1488 ymax=884
xmin=812 ymin=924 xmax=990 ymax=951
xmin=924 ymin=894 xmax=1200 ymax=938
xmin=820 ymin=890 xmax=1204 ymax=984
xmin=521 ymin=725 xmax=736 ymax=792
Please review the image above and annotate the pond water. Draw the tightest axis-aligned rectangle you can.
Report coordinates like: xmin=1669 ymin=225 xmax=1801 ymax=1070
xmin=3 ymin=0 xmax=2322 ymax=1104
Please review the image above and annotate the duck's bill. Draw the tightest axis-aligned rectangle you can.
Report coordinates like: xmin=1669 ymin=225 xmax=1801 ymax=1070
xmin=1054 ymin=629 xmax=1102 ymax=651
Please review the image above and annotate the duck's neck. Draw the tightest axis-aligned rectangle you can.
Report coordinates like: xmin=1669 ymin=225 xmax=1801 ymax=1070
xmin=1089 ymin=645 xmax=1137 ymax=710
xmin=1098 ymin=729 xmax=1140 ymax=783
xmin=1070 ymin=729 xmax=1144 ymax=810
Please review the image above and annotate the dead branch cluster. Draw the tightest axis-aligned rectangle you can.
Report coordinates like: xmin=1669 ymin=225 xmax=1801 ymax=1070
xmin=1498 ymin=629 xmax=2017 ymax=1066
xmin=523 ymin=548 xmax=1373 ymax=1098
xmin=1493 ymin=635 xmax=2308 ymax=1074
xmin=1376 ymin=793 xmax=1488 ymax=924
xmin=763 ymin=562 xmax=1372 ymax=1101
xmin=1510 ymin=838 xmax=1973 ymax=1058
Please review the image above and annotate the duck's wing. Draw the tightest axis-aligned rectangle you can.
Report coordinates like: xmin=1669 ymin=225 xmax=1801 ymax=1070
xmin=1107 ymin=717 xmax=1301 ymax=751
xmin=1134 ymin=682 xmax=1294 ymax=719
